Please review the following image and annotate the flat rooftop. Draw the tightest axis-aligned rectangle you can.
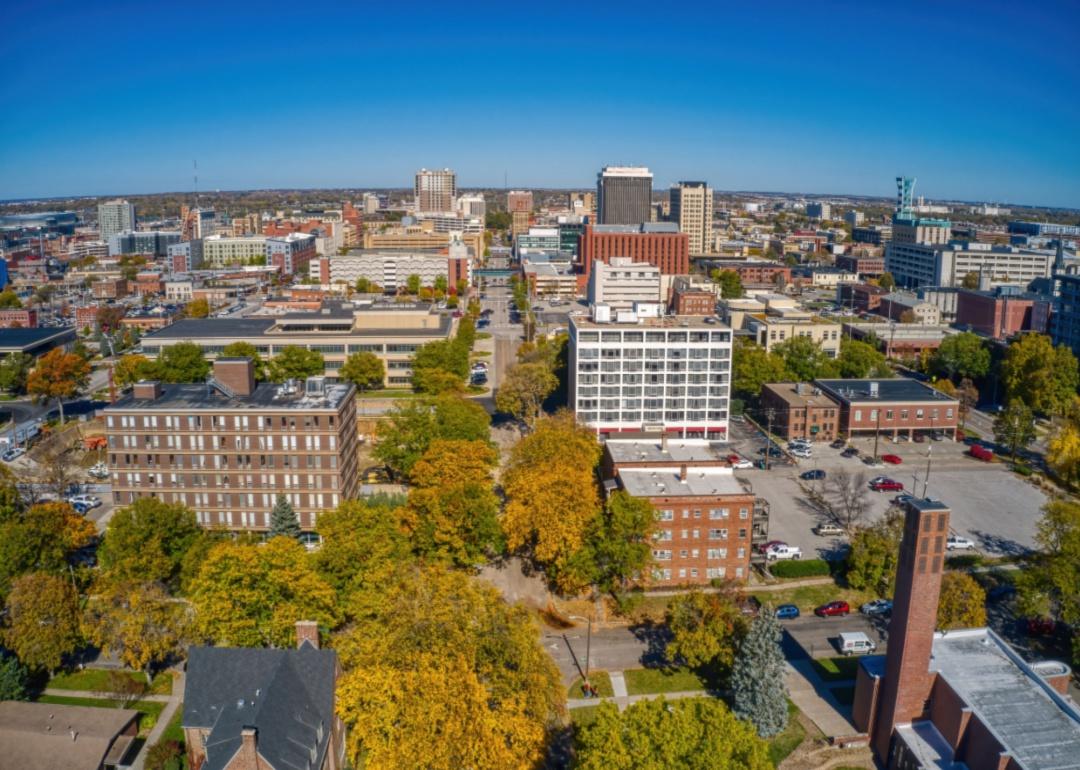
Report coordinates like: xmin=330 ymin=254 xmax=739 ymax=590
xmin=571 ymin=316 xmax=731 ymax=330
xmin=814 ymin=378 xmax=959 ymax=405
xmin=143 ymin=313 xmax=451 ymax=339
xmin=606 ymin=439 xmax=725 ymax=465
xmin=930 ymin=628 xmax=1080 ymax=770
xmin=763 ymin=382 xmax=836 ymax=408
xmin=618 ymin=468 xmax=747 ymax=498
xmin=108 ymin=380 xmax=353 ymax=412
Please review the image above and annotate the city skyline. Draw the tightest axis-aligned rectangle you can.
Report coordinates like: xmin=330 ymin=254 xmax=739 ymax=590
xmin=2 ymin=1 xmax=1079 ymax=207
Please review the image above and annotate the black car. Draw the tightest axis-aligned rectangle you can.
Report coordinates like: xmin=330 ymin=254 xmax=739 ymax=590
xmin=800 ymin=469 xmax=826 ymax=480
xmin=841 ymin=447 xmax=860 ymax=458
xmin=830 ymin=439 xmax=847 ymax=449
xmin=757 ymin=446 xmax=783 ymax=458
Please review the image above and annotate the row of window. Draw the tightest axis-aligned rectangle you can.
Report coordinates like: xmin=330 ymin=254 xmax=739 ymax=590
xmin=111 ymin=454 xmax=341 ymax=471
xmin=577 ymin=385 xmax=729 ymax=397
xmin=576 ymin=348 xmax=729 ymax=360
xmin=577 ymin=361 xmax=727 ymax=373
xmin=578 ymin=397 xmax=727 ymax=410
xmin=115 ymin=472 xmax=342 ymax=492
xmin=652 ymin=546 xmax=747 ymax=560
xmin=576 ymin=372 xmax=729 ymax=385
xmin=653 ymin=566 xmax=745 ymax=581
xmin=657 ymin=508 xmax=750 ymax=521
xmin=577 ymin=330 xmax=731 ymax=343
xmin=108 ymin=414 xmax=338 ymax=431
xmin=578 ymin=411 xmax=728 ymax=422
xmin=653 ymin=528 xmax=748 ymax=542
xmin=111 ymin=433 xmax=339 ymax=452
xmin=852 ymin=407 xmax=954 ymax=422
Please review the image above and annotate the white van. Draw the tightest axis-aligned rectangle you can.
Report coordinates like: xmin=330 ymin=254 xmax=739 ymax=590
xmin=838 ymin=631 xmax=877 ymax=656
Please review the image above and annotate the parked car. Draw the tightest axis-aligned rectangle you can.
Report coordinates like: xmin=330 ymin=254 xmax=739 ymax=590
xmin=862 ymin=456 xmax=885 ymax=468
xmin=913 ymin=433 xmax=926 ymax=443
xmin=962 ymin=435 xmax=982 ymax=446
xmin=2 ymin=447 xmax=26 ymax=462
xmin=775 ymin=604 xmax=800 ymax=620
xmin=969 ymin=444 xmax=994 ymax=462
xmin=757 ymin=446 xmax=783 ymax=458
xmin=788 ymin=439 xmax=811 ymax=449
xmin=766 ymin=544 xmax=803 ymax=561
xmin=931 ymin=431 xmax=947 ymax=441
xmin=830 ymin=439 xmax=847 ymax=449
xmin=758 ymin=539 xmax=786 ymax=555
xmin=729 ymin=457 xmax=754 ymax=470
xmin=791 ymin=447 xmax=813 ymax=459
xmin=815 ymin=601 xmax=851 ymax=617
xmin=870 ymin=478 xmax=904 ymax=492
xmin=813 ymin=523 xmax=844 ymax=536
xmin=1026 ymin=617 xmax=1057 ymax=636
xmin=860 ymin=599 xmax=893 ymax=616
xmin=71 ymin=501 xmax=92 ymax=515
xmin=361 ymin=465 xmax=391 ymax=484
xmin=800 ymin=469 xmax=826 ymax=480
xmin=67 ymin=494 xmax=101 ymax=508
xmin=841 ymin=447 xmax=860 ymax=458
xmin=946 ymin=535 xmax=975 ymax=551
xmin=881 ymin=454 xmax=903 ymax=465
xmin=838 ymin=631 xmax=877 ymax=655
xmin=892 ymin=493 xmax=915 ymax=506
xmin=892 ymin=434 xmax=909 ymax=443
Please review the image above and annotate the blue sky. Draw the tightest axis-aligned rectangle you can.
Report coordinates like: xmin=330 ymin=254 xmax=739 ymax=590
xmin=2 ymin=0 xmax=1079 ymax=207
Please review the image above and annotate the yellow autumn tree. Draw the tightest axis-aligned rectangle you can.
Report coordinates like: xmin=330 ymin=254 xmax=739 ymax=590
xmin=335 ymin=565 xmax=564 ymax=769
xmin=1048 ymin=405 xmax=1080 ymax=488
xmin=937 ymin=571 xmax=987 ymax=630
xmin=189 ymin=537 xmax=340 ymax=646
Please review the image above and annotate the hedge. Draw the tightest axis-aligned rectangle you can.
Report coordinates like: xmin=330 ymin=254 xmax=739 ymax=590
xmin=769 ymin=558 xmax=831 ymax=578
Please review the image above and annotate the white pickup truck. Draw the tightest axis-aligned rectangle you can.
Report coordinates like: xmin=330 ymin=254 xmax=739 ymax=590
xmin=766 ymin=544 xmax=803 ymax=561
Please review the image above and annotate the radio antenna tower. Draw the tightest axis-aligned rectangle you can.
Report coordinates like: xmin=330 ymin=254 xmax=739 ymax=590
xmin=194 ymin=160 xmax=199 ymax=207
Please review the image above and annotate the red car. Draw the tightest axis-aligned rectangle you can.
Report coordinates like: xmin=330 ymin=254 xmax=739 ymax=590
xmin=759 ymin=539 xmax=786 ymax=555
xmin=1026 ymin=617 xmax=1057 ymax=636
xmin=815 ymin=601 xmax=850 ymax=617
xmin=881 ymin=454 xmax=903 ymax=465
xmin=870 ymin=478 xmax=904 ymax=492
xmin=970 ymin=445 xmax=994 ymax=462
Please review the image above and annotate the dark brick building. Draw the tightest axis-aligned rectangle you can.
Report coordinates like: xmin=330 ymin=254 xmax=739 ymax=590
xmin=760 ymin=382 xmax=840 ymax=441
xmin=836 ymin=253 xmax=886 ymax=277
xmin=578 ymin=224 xmax=689 ymax=276
xmin=955 ymin=289 xmax=1048 ymax=340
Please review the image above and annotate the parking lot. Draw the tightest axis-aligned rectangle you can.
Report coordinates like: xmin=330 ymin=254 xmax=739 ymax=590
xmin=727 ymin=419 xmax=1049 ymax=559
xmin=782 ymin=613 xmax=889 ymax=659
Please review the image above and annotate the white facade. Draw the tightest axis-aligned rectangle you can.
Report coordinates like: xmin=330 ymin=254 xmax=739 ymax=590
xmin=414 ymin=168 xmax=457 ymax=213
xmin=670 ymin=182 xmax=714 ymax=255
xmin=164 ymin=279 xmax=194 ymax=302
xmin=569 ymin=316 xmax=732 ymax=439
xmin=457 ymin=194 xmax=486 ymax=219
xmin=886 ymin=241 xmax=1054 ymax=289
xmin=587 ymin=257 xmax=661 ymax=310
xmin=321 ymin=252 xmax=453 ymax=290
xmin=98 ymin=199 xmax=135 ymax=242
xmin=415 ymin=212 xmax=483 ymax=234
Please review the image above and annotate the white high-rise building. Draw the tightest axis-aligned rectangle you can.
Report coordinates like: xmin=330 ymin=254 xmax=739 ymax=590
xmin=98 ymin=199 xmax=136 ymax=242
xmin=414 ymin=168 xmax=457 ymax=213
xmin=587 ymin=257 xmax=661 ymax=310
xmin=669 ymin=181 xmax=713 ymax=255
xmin=569 ymin=314 xmax=732 ymax=439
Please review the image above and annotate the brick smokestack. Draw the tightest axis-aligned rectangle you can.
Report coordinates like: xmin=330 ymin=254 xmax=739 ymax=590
xmin=295 ymin=620 xmax=319 ymax=649
xmin=871 ymin=499 xmax=949 ymax=761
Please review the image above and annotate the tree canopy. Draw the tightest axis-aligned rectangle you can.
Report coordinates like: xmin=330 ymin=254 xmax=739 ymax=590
xmin=772 ymin=336 xmax=840 ymax=381
xmin=845 ymin=510 xmax=905 ymax=597
xmin=269 ymin=345 xmax=324 ymax=382
xmin=340 ymin=351 xmax=385 ymax=392
xmin=731 ymin=611 xmax=789 ymax=737
xmin=993 ymin=399 xmax=1036 ymax=461
xmin=710 ymin=269 xmax=744 ymax=299
xmin=154 ymin=341 xmax=210 ymax=383
xmin=373 ymin=395 xmax=491 ymax=479
xmin=27 ymin=349 xmax=90 ymax=423
xmin=0 ymin=502 xmax=95 ymax=598
xmin=221 ymin=341 xmax=268 ymax=380
xmin=732 ymin=340 xmax=788 ymax=400
xmin=937 ymin=571 xmax=987 ymax=630
xmin=837 ymin=338 xmax=891 ymax=378
xmin=98 ymin=498 xmax=202 ymax=589
xmin=665 ymin=588 xmax=747 ymax=670
xmin=494 ymin=361 xmax=558 ymax=427
xmin=1001 ymin=334 xmax=1079 ymax=416
xmin=1016 ymin=501 xmax=1080 ymax=664
xmin=2 ymin=572 xmax=82 ymax=671
xmin=931 ymin=332 xmax=990 ymax=381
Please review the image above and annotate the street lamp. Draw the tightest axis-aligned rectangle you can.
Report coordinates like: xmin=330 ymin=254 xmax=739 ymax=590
xmin=567 ymin=614 xmax=594 ymax=696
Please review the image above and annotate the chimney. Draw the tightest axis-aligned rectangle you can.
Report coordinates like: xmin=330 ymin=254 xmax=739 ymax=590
xmin=295 ymin=620 xmax=319 ymax=649
xmin=213 ymin=358 xmax=255 ymax=397
xmin=660 ymin=433 xmax=668 ymax=452
xmin=132 ymin=381 xmax=162 ymax=400
xmin=679 ymin=464 xmax=688 ymax=481
xmin=239 ymin=727 xmax=258 ymax=764
xmin=871 ymin=499 xmax=950 ymax=762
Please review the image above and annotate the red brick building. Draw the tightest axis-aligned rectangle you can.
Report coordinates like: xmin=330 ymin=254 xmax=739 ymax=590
xmin=602 ymin=439 xmax=769 ymax=585
xmin=728 ymin=262 xmax=792 ymax=286
xmin=836 ymin=254 xmax=885 ymax=277
xmin=0 ymin=308 xmax=37 ymax=328
xmin=134 ymin=272 xmax=164 ymax=296
xmin=837 ymin=282 xmax=888 ymax=313
xmin=578 ymin=224 xmax=689 ymax=276
xmin=955 ymin=289 xmax=1047 ymax=340
xmin=92 ymin=278 xmax=129 ymax=300
xmin=760 ymin=382 xmax=840 ymax=441
xmin=75 ymin=305 xmax=101 ymax=330
xmin=851 ymin=498 xmax=1079 ymax=767
xmin=815 ymin=378 xmax=959 ymax=440
xmin=671 ymin=286 xmax=715 ymax=315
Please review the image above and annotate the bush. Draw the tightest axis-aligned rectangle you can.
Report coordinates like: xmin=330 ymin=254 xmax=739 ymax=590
xmin=769 ymin=559 xmax=831 ymax=579
xmin=1014 ymin=464 xmax=1033 ymax=477
xmin=145 ymin=739 xmax=184 ymax=770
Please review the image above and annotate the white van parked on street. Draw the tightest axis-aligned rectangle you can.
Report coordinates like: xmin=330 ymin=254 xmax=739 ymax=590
xmin=838 ymin=631 xmax=877 ymax=656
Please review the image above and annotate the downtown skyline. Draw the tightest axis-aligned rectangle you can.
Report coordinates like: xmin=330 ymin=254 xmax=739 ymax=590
xmin=2 ymin=0 xmax=1079 ymax=207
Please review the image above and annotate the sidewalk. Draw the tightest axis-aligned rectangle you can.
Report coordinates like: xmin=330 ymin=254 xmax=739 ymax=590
xmin=567 ymin=688 xmax=708 ymax=711
xmin=43 ymin=687 xmax=171 ymax=702
xmin=784 ymin=658 xmax=857 ymax=738
xmin=129 ymin=670 xmax=185 ymax=770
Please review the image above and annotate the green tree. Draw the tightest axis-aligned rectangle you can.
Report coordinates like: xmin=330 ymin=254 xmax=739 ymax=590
xmin=340 ymin=351 xmax=385 ymax=393
xmin=958 ymin=377 xmax=980 ymax=429
xmin=268 ymin=494 xmax=301 ymax=539
xmin=0 ymin=289 xmax=23 ymax=309
xmin=710 ymin=269 xmax=744 ymax=299
xmin=434 ymin=274 xmax=448 ymax=294
xmin=665 ymin=589 xmax=746 ymax=670
xmin=878 ymin=272 xmax=896 ymax=290
xmin=113 ymin=353 xmax=157 ymax=388
xmin=993 ymin=399 xmax=1036 ymax=461
xmin=838 ymin=338 xmax=892 ymax=378
xmin=154 ymin=341 xmax=210 ymax=383
xmin=563 ymin=491 xmax=653 ymax=600
xmin=334 ymin=565 xmax=563 ymax=770
xmin=411 ymin=339 xmax=468 ymax=393
xmin=961 ymin=271 xmax=980 ymax=290
xmin=374 ymin=395 xmax=491 ymax=478
xmin=0 ymin=352 xmax=34 ymax=394
xmin=405 ymin=274 xmax=422 ymax=295
xmin=355 ymin=277 xmax=382 ymax=293
xmin=1 ymin=572 xmax=81 ymax=671
xmin=27 ymin=348 xmax=90 ymax=424
xmin=494 ymin=361 xmax=558 ymax=427
xmin=1015 ymin=501 xmax=1080 ymax=664
xmin=1001 ymin=334 xmax=1080 ymax=416
xmin=221 ymin=341 xmax=268 ymax=380
xmin=185 ymin=297 xmax=211 ymax=318
xmin=937 ymin=571 xmax=987 ymax=630
xmin=931 ymin=331 xmax=990 ymax=382
xmin=573 ymin=697 xmax=771 ymax=770
xmin=731 ymin=611 xmax=789 ymax=737
xmin=0 ymin=652 xmax=29 ymax=700
xmin=731 ymin=340 xmax=788 ymax=400
xmin=269 ymin=345 xmax=324 ymax=382
xmin=845 ymin=510 xmax=905 ymax=597
xmin=773 ymin=336 xmax=840 ymax=381
xmin=0 ymin=502 xmax=96 ymax=598
xmin=98 ymin=498 xmax=201 ymax=589
xmin=189 ymin=537 xmax=340 ymax=647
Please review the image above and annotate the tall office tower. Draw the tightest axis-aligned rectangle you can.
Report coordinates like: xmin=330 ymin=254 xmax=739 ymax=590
xmin=362 ymin=193 xmax=381 ymax=215
xmin=896 ymin=176 xmax=916 ymax=219
xmin=597 ymin=166 xmax=653 ymax=225
xmin=414 ymin=168 xmax=457 ymax=213
xmin=507 ymin=190 xmax=533 ymax=213
xmin=98 ymin=199 xmax=136 ymax=242
xmin=669 ymin=181 xmax=714 ymax=255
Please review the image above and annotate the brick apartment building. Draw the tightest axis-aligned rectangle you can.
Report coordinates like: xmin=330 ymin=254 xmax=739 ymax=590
xmin=578 ymin=224 xmax=689 ymax=277
xmin=835 ymin=253 xmax=886 ymax=277
xmin=815 ymin=378 xmax=959 ymax=440
xmin=851 ymin=498 xmax=1079 ymax=767
xmin=602 ymin=438 xmax=769 ymax=585
xmin=728 ymin=261 xmax=792 ymax=287
xmin=760 ymin=382 xmax=840 ymax=441
xmin=955 ymin=289 xmax=1048 ymax=340
xmin=837 ymin=282 xmax=889 ymax=313
xmin=134 ymin=272 xmax=164 ymax=296
xmin=104 ymin=359 xmax=359 ymax=532
xmin=670 ymin=285 xmax=715 ymax=315
xmin=0 ymin=308 xmax=37 ymax=328
xmin=92 ymin=278 xmax=129 ymax=300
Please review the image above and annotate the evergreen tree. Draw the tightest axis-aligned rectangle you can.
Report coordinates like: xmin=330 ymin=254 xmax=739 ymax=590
xmin=0 ymin=652 xmax=29 ymax=700
xmin=730 ymin=610 xmax=789 ymax=737
xmin=268 ymin=495 xmax=301 ymax=539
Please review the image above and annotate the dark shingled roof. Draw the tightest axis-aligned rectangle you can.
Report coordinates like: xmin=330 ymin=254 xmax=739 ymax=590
xmin=183 ymin=643 xmax=337 ymax=770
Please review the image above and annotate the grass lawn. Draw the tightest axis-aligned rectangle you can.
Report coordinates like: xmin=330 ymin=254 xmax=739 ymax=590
xmin=476 ymin=332 xmax=493 ymax=339
xmin=810 ymin=656 xmax=861 ymax=682
xmin=36 ymin=695 xmax=166 ymax=737
xmin=161 ymin=705 xmax=185 ymax=743
xmin=570 ymin=705 xmax=603 ymax=727
xmin=623 ymin=667 xmax=707 ymax=696
xmin=831 ymin=685 xmax=856 ymax=706
xmin=767 ymin=700 xmax=807 ymax=766
xmin=470 ymin=350 xmax=491 ymax=357
xmin=567 ymin=671 xmax=614 ymax=699
xmin=49 ymin=668 xmax=173 ymax=695
xmin=359 ymin=389 xmax=420 ymax=399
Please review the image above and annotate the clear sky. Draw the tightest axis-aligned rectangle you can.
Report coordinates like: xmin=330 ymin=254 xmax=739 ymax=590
xmin=2 ymin=0 xmax=1079 ymax=207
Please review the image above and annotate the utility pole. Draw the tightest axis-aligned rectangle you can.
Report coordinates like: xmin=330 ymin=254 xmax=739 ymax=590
xmin=872 ymin=408 xmax=882 ymax=461
xmin=764 ymin=407 xmax=776 ymax=470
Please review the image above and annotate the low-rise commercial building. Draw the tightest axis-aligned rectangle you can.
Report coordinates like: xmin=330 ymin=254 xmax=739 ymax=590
xmin=955 ymin=288 xmax=1048 ymax=339
xmin=745 ymin=310 xmax=842 ymax=357
xmin=814 ymin=378 xmax=959 ymax=440
xmin=202 ymin=233 xmax=316 ymax=274
xmin=314 ymin=250 xmax=469 ymax=292
xmin=842 ymin=322 xmax=952 ymax=359
xmin=878 ymin=292 xmax=942 ymax=325
xmin=851 ymin=225 xmax=892 ymax=245
xmin=92 ymin=278 xmax=129 ymax=300
xmin=0 ymin=308 xmax=37 ymax=328
xmin=105 ymin=359 xmax=359 ymax=531
xmin=0 ymin=701 xmax=139 ymax=770
xmin=835 ymin=253 xmax=885 ymax=277
xmin=760 ymin=382 xmax=841 ymax=441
